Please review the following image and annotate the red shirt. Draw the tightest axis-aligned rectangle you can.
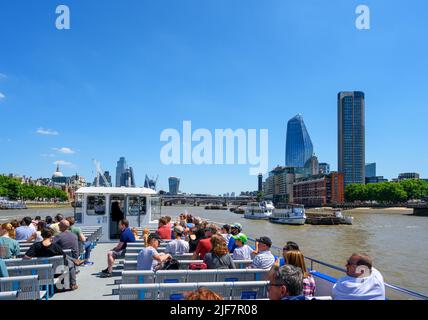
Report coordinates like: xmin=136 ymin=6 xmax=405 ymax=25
xmin=156 ymin=225 xmax=172 ymax=240
xmin=195 ymin=238 xmax=212 ymax=260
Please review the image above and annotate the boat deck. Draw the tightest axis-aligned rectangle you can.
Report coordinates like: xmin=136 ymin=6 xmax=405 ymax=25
xmin=51 ymin=243 xmax=120 ymax=300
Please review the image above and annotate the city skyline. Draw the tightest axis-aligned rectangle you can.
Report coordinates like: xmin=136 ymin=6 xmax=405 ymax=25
xmin=1 ymin=1 xmax=428 ymax=194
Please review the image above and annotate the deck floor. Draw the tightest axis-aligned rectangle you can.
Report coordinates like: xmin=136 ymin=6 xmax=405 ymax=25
xmin=51 ymin=243 xmax=121 ymax=300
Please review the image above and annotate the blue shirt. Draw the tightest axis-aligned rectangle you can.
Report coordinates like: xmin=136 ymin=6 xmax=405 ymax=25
xmin=15 ymin=226 xmax=34 ymax=241
xmin=227 ymin=237 xmax=236 ymax=253
xmin=281 ymin=295 xmax=306 ymax=300
xmin=119 ymin=228 xmax=135 ymax=249
xmin=137 ymin=247 xmax=159 ymax=271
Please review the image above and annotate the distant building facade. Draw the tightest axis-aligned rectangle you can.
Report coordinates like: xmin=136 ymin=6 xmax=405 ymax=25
xmin=305 ymin=154 xmax=319 ymax=176
xmin=115 ymin=157 xmax=127 ymax=187
xmin=365 ymin=163 xmax=376 ymax=178
xmin=366 ymin=176 xmax=388 ymax=184
xmin=338 ymin=91 xmax=365 ymax=186
xmin=168 ymin=177 xmax=180 ymax=195
xmin=293 ymin=172 xmax=345 ymax=206
xmin=398 ymin=172 xmax=420 ymax=181
xmin=264 ymin=166 xmax=306 ymax=204
xmin=319 ymin=163 xmax=330 ymax=175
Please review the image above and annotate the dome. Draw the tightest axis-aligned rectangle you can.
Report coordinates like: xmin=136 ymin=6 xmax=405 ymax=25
xmin=53 ymin=164 xmax=64 ymax=178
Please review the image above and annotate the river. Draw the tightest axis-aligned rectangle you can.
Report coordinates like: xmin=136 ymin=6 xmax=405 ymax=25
xmin=1 ymin=206 xmax=427 ymax=297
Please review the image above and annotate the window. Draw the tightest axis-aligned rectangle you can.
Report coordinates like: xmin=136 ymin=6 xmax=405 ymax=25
xmin=87 ymin=196 xmax=106 ymax=215
xmin=127 ymin=196 xmax=146 ymax=216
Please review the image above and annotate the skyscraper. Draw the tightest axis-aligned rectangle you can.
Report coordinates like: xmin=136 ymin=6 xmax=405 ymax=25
xmin=258 ymin=174 xmax=263 ymax=192
xmin=365 ymin=163 xmax=376 ymax=178
xmin=338 ymin=91 xmax=365 ymax=186
xmin=115 ymin=157 xmax=127 ymax=187
xmin=286 ymin=114 xmax=314 ymax=168
xmin=168 ymin=177 xmax=180 ymax=194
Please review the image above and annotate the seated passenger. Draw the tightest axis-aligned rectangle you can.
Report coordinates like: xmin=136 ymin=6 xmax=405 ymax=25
xmin=49 ymin=214 xmax=64 ymax=237
xmin=0 ymin=223 xmax=20 ymax=259
xmin=137 ymin=233 xmax=171 ymax=271
xmin=231 ymin=233 xmax=254 ymax=261
xmin=248 ymin=236 xmax=275 ymax=270
xmin=53 ymin=220 xmax=81 ymax=263
xmin=284 ymin=250 xmax=316 ymax=297
xmin=192 ymin=225 xmax=217 ymax=260
xmin=131 ymin=227 xmax=140 ymax=240
xmin=24 ymin=228 xmax=78 ymax=290
xmin=15 ymin=217 xmax=36 ymax=241
xmin=333 ymin=253 xmax=385 ymax=300
xmin=66 ymin=217 xmax=93 ymax=265
xmin=156 ymin=217 xmax=172 ymax=240
xmin=165 ymin=226 xmax=189 ymax=255
xmin=204 ymin=234 xmax=235 ymax=269
xmin=268 ymin=264 xmax=305 ymax=300
xmin=186 ymin=288 xmax=224 ymax=300
xmin=220 ymin=224 xmax=232 ymax=246
xmin=227 ymin=223 xmax=242 ymax=253
xmin=100 ymin=219 xmax=135 ymax=277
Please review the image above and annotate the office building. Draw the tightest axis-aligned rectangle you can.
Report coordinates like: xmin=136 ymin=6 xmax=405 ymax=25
xmin=319 ymin=163 xmax=330 ymax=175
xmin=286 ymin=114 xmax=314 ymax=168
xmin=338 ymin=91 xmax=365 ymax=186
xmin=168 ymin=177 xmax=180 ymax=195
xmin=365 ymin=163 xmax=376 ymax=178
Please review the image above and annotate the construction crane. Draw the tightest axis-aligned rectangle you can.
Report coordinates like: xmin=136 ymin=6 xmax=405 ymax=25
xmin=92 ymin=159 xmax=111 ymax=187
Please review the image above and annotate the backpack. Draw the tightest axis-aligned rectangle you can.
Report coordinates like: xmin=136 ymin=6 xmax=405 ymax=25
xmin=161 ymin=258 xmax=180 ymax=270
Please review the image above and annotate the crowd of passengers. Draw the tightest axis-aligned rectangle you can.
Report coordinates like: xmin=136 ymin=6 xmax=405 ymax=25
xmin=98 ymin=213 xmax=386 ymax=300
xmin=0 ymin=214 xmax=94 ymax=291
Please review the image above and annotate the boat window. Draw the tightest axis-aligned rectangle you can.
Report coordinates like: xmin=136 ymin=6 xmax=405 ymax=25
xmin=87 ymin=196 xmax=106 ymax=215
xmin=127 ymin=196 xmax=146 ymax=216
xmin=151 ymin=196 xmax=161 ymax=220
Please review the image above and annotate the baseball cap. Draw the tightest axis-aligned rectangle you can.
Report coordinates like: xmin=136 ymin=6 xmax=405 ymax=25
xmin=256 ymin=236 xmax=272 ymax=247
xmin=231 ymin=223 xmax=242 ymax=231
xmin=174 ymin=225 xmax=184 ymax=234
xmin=232 ymin=233 xmax=248 ymax=244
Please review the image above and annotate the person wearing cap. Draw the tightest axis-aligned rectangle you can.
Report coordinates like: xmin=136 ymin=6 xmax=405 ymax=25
xmin=231 ymin=233 xmax=254 ymax=260
xmin=248 ymin=236 xmax=275 ymax=269
xmin=227 ymin=223 xmax=242 ymax=253
xmin=192 ymin=224 xmax=217 ymax=260
xmin=137 ymin=233 xmax=172 ymax=271
xmin=165 ymin=225 xmax=189 ymax=255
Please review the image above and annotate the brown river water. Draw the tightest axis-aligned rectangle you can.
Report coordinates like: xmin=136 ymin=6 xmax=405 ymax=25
xmin=1 ymin=206 xmax=427 ymax=297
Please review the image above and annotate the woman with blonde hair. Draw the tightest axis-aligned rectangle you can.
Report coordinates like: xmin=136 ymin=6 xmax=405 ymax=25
xmin=186 ymin=288 xmax=224 ymax=300
xmin=142 ymin=228 xmax=150 ymax=246
xmin=203 ymin=234 xmax=235 ymax=269
xmin=0 ymin=223 xmax=21 ymax=259
xmin=284 ymin=250 xmax=316 ymax=297
xmin=131 ymin=227 xmax=140 ymax=240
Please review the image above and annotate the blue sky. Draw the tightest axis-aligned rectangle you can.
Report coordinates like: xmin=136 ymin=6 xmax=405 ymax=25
xmin=0 ymin=0 xmax=427 ymax=194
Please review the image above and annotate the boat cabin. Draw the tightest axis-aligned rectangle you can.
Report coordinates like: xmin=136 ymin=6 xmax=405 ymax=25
xmin=73 ymin=187 xmax=161 ymax=242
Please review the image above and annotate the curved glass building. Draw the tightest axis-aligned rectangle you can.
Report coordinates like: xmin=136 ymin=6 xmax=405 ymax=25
xmin=286 ymin=114 xmax=314 ymax=168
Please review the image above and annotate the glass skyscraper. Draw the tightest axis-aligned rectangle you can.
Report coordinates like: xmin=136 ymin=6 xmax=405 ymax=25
xmin=115 ymin=157 xmax=127 ymax=187
xmin=365 ymin=163 xmax=376 ymax=178
xmin=168 ymin=177 xmax=180 ymax=194
xmin=338 ymin=91 xmax=365 ymax=186
xmin=285 ymin=114 xmax=314 ymax=168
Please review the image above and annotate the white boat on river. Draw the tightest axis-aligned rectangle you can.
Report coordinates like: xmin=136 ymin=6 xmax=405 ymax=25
xmin=244 ymin=201 xmax=274 ymax=220
xmin=269 ymin=205 xmax=306 ymax=225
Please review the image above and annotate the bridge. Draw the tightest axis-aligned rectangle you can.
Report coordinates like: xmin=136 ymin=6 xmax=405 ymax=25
xmin=160 ymin=195 xmax=256 ymax=206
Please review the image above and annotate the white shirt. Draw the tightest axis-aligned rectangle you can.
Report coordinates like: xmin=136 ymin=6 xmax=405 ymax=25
xmin=232 ymin=244 xmax=253 ymax=260
xmin=165 ymin=239 xmax=189 ymax=255
xmin=332 ymin=268 xmax=386 ymax=300
xmin=250 ymin=250 xmax=275 ymax=269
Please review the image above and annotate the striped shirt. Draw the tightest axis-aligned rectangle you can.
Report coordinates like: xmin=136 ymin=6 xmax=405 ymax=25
xmin=303 ymin=275 xmax=316 ymax=296
xmin=250 ymin=250 xmax=275 ymax=269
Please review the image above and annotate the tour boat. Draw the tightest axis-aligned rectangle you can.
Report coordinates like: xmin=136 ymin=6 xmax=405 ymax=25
xmin=269 ymin=205 xmax=306 ymax=225
xmin=244 ymin=201 xmax=274 ymax=220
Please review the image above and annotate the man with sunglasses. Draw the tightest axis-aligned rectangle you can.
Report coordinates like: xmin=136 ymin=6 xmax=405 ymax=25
xmin=332 ymin=253 xmax=385 ymax=300
xmin=267 ymin=264 xmax=306 ymax=300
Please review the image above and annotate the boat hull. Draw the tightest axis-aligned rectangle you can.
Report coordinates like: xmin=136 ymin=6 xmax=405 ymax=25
xmin=244 ymin=214 xmax=271 ymax=220
xmin=269 ymin=217 xmax=306 ymax=225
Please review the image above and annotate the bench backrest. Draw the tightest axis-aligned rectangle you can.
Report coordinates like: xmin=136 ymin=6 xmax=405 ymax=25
xmin=0 ymin=291 xmax=19 ymax=300
xmin=0 ymin=275 xmax=40 ymax=300
xmin=119 ymin=281 xmax=270 ymax=300
xmin=7 ymin=264 xmax=54 ymax=286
